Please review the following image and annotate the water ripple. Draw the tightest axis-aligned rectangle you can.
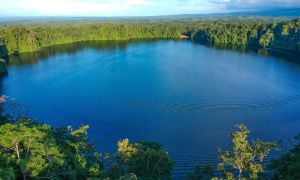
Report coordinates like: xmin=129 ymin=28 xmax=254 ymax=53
xmin=112 ymin=91 xmax=300 ymax=114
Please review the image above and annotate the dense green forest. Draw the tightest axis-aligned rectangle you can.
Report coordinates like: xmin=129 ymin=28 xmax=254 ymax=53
xmin=0 ymin=101 xmax=299 ymax=179
xmin=0 ymin=114 xmax=173 ymax=179
xmin=0 ymin=22 xmax=188 ymax=55
xmin=191 ymin=18 xmax=300 ymax=50
xmin=0 ymin=18 xmax=300 ymax=58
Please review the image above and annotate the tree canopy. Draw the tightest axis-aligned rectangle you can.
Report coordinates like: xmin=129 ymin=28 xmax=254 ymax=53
xmin=0 ymin=119 xmax=104 ymax=179
xmin=1 ymin=18 xmax=300 ymax=55
xmin=270 ymin=134 xmax=300 ymax=180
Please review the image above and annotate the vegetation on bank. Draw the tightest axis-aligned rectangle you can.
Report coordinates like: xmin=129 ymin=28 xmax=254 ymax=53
xmin=0 ymin=120 xmax=173 ymax=179
xmin=0 ymin=100 xmax=299 ymax=179
xmin=0 ymin=18 xmax=300 ymax=56
xmin=190 ymin=18 xmax=300 ymax=51
xmin=270 ymin=135 xmax=300 ymax=180
xmin=0 ymin=99 xmax=173 ymax=179
xmin=187 ymin=125 xmax=279 ymax=180
xmin=0 ymin=23 xmax=188 ymax=55
xmin=1 ymin=17 xmax=300 ymax=179
xmin=0 ymin=59 xmax=7 ymax=75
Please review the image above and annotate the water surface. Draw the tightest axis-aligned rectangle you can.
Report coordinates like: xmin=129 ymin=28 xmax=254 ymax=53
xmin=2 ymin=40 xmax=300 ymax=178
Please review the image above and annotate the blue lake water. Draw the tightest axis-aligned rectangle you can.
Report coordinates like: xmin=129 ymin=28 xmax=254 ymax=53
xmin=2 ymin=40 xmax=300 ymax=178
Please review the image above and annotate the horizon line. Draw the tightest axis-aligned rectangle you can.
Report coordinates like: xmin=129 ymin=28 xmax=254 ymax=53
xmin=0 ymin=8 xmax=299 ymax=18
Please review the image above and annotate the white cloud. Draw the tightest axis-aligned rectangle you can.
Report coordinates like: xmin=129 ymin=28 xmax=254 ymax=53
xmin=0 ymin=0 xmax=154 ymax=16
xmin=218 ymin=0 xmax=300 ymax=9
xmin=0 ymin=0 xmax=299 ymax=16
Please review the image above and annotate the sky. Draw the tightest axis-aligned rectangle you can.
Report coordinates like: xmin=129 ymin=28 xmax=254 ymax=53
xmin=0 ymin=0 xmax=299 ymax=17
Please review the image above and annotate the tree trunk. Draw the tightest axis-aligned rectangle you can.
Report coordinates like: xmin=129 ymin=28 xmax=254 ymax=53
xmin=14 ymin=143 xmax=20 ymax=159
xmin=238 ymin=168 xmax=242 ymax=180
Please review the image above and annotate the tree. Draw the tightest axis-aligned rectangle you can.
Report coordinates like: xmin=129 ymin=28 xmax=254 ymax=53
xmin=119 ymin=173 xmax=137 ymax=180
xmin=259 ymin=29 xmax=274 ymax=47
xmin=117 ymin=138 xmax=137 ymax=164
xmin=0 ymin=59 xmax=7 ymax=75
xmin=0 ymin=119 xmax=104 ymax=179
xmin=281 ymin=25 xmax=290 ymax=36
xmin=0 ymin=152 xmax=15 ymax=180
xmin=270 ymin=135 xmax=300 ymax=180
xmin=116 ymin=139 xmax=173 ymax=179
xmin=0 ymin=121 xmax=62 ymax=179
xmin=107 ymin=164 xmax=126 ymax=179
xmin=218 ymin=124 xmax=278 ymax=180
xmin=1 ymin=18 xmax=300 ymax=55
xmin=0 ymin=38 xmax=8 ymax=60
xmin=186 ymin=164 xmax=214 ymax=180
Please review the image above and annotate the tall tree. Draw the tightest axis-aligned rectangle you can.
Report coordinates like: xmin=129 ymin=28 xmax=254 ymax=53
xmin=218 ymin=124 xmax=278 ymax=180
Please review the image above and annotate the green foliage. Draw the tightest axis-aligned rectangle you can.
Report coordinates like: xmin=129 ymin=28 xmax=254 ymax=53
xmin=0 ymin=38 xmax=8 ymax=59
xmin=118 ymin=173 xmax=138 ymax=180
xmin=191 ymin=18 xmax=300 ymax=50
xmin=0 ymin=58 xmax=7 ymax=75
xmin=107 ymin=164 xmax=126 ymax=180
xmin=185 ymin=125 xmax=278 ymax=180
xmin=0 ymin=23 xmax=187 ymax=54
xmin=270 ymin=135 xmax=300 ymax=180
xmin=0 ymin=152 xmax=15 ymax=180
xmin=186 ymin=164 xmax=215 ymax=180
xmin=218 ymin=124 xmax=278 ymax=180
xmin=1 ymin=18 xmax=300 ymax=56
xmin=259 ymin=29 xmax=274 ymax=47
xmin=117 ymin=138 xmax=137 ymax=164
xmin=115 ymin=139 xmax=173 ymax=179
xmin=281 ymin=25 xmax=290 ymax=36
xmin=0 ymin=118 xmax=104 ymax=179
xmin=128 ymin=143 xmax=173 ymax=179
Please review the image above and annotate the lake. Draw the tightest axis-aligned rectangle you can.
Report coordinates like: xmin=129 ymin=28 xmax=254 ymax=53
xmin=2 ymin=40 xmax=300 ymax=178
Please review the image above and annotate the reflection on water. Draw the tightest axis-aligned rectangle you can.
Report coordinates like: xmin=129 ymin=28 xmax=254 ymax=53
xmin=9 ymin=40 xmax=131 ymax=66
xmin=3 ymin=40 xmax=300 ymax=179
xmin=0 ymin=77 xmax=5 ymax=96
xmin=193 ymin=41 xmax=300 ymax=65
xmin=9 ymin=40 xmax=300 ymax=67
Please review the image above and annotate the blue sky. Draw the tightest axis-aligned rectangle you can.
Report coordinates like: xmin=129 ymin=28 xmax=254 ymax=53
xmin=0 ymin=0 xmax=299 ymax=16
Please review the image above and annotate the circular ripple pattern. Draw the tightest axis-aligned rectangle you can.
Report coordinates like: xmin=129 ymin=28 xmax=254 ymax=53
xmin=111 ymin=88 xmax=300 ymax=114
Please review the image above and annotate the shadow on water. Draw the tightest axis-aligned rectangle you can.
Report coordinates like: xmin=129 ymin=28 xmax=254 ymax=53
xmin=192 ymin=41 xmax=300 ymax=68
xmin=8 ymin=39 xmax=300 ymax=68
xmin=0 ymin=76 xmax=5 ymax=96
xmin=8 ymin=40 xmax=130 ymax=66
xmin=8 ymin=39 xmax=170 ymax=66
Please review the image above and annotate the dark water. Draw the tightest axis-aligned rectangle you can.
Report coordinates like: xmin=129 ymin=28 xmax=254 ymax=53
xmin=2 ymin=40 xmax=300 ymax=178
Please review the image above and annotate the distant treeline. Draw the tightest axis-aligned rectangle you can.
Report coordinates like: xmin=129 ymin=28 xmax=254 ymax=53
xmin=0 ymin=23 xmax=188 ymax=55
xmin=0 ymin=18 xmax=300 ymax=57
xmin=191 ymin=18 xmax=300 ymax=51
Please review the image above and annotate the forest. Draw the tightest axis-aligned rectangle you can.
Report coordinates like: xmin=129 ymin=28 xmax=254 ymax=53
xmin=0 ymin=18 xmax=300 ymax=58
